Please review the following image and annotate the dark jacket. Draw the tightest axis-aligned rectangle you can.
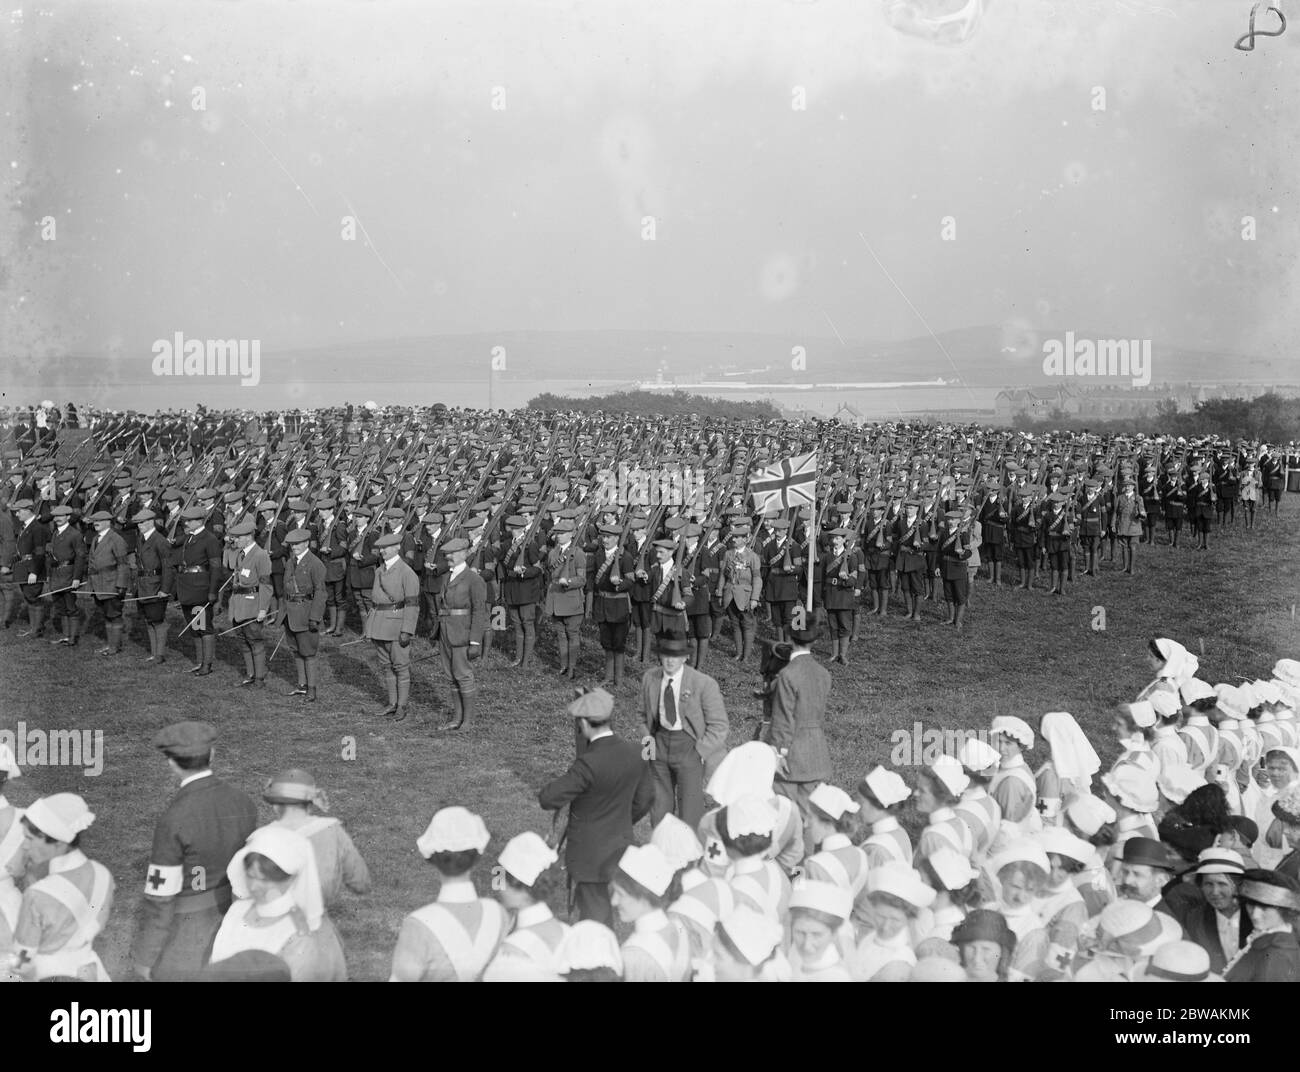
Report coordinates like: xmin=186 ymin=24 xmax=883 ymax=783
xmin=1181 ymin=901 xmax=1253 ymax=974
xmin=1224 ymin=930 xmax=1300 ymax=983
xmin=538 ymin=734 xmax=654 ymax=883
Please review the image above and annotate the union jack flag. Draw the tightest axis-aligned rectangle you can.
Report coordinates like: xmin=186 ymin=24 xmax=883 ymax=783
xmin=749 ymin=451 xmax=818 ymax=512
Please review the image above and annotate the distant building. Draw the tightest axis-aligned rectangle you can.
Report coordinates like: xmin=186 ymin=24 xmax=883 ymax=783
xmin=831 ymin=403 xmax=864 ymax=424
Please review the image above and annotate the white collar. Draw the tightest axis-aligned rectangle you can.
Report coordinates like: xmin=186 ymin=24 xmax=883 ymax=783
xmin=731 ymin=855 xmax=766 ymax=876
xmin=929 ymin=806 xmax=957 ymax=823
xmin=514 ymin=903 xmax=554 ymax=929
xmin=49 ymin=849 xmax=89 ymax=875
xmin=663 ymin=665 xmax=685 ymax=691
xmin=872 ymin=817 xmax=901 ymax=834
xmin=819 ymin=833 xmax=852 ymax=851
xmin=438 ymin=880 xmax=478 ymax=904
xmin=450 ymin=561 xmax=467 ymax=580
xmin=190 ymin=525 xmax=206 ymax=535
xmin=1001 ymin=753 xmax=1025 ymax=770
xmin=789 ymin=648 xmax=809 ymax=660
xmin=180 ymin=770 xmax=213 ymax=788
xmin=294 ymin=549 xmax=309 ymax=562
xmin=587 ymin=728 xmax=613 ymax=743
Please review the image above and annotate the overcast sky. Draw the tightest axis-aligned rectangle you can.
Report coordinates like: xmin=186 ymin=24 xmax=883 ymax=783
xmin=3 ymin=0 xmax=1297 ymax=368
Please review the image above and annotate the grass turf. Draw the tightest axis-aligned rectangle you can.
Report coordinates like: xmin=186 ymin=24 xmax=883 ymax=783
xmin=1 ymin=506 xmax=1296 ymax=981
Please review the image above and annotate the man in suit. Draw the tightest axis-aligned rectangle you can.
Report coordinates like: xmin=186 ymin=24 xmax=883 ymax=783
xmin=281 ymin=527 xmax=327 ymax=702
xmin=432 ymin=536 xmax=486 ymax=732
xmin=538 ymin=688 xmax=654 ymax=927
xmin=367 ymin=530 xmax=421 ymax=722
xmin=639 ymin=632 xmax=729 ymax=828
xmin=1117 ymin=837 xmax=1181 ymax=917
xmin=226 ymin=518 xmax=273 ymax=688
xmin=764 ymin=624 xmax=833 ymax=824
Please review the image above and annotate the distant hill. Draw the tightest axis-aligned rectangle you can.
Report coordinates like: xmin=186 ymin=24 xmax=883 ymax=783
xmin=13 ymin=327 xmax=1289 ymax=393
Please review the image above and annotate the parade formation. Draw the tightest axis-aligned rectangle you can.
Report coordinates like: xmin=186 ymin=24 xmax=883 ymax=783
xmin=0 ymin=402 xmax=1297 ymax=982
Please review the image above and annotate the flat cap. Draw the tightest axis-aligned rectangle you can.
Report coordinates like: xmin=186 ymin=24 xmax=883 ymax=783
xmin=228 ymin=518 xmax=256 ymax=537
xmin=373 ymin=532 xmax=401 ymax=549
xmin=86 ymin=510 xmax=114 ymax=523
xmin=441 ymin=537 xmax=469 ymax=554
xmin=153 ymin=720 xmax=217 ymax=758
xmin=180 ymin=505 xmax=209 ymax=521
xmin=567 ymin=688 xmax=614 ymax=723
xmin=284 ymin=528 xmax=312 ymax=545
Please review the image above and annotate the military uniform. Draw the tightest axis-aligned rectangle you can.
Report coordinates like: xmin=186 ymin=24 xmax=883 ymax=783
xmin=821 ymin=533 xmax=864 ymax=661
xmin=315 ymin=505 xmax=349 ymax=635
xmin=433 ymin=540 xmax=487 ymax=731
xmin=761 ymin=524 xmax=802 ymax=641
xmin=367 ymin=533 xmax=421 ymax=720
xmin=719 ymin=532 xmax=762 ymax=663
xmin=344 ymin=510 xmax=379 ymax=634
xmin=174 ymin=507 xmax=224 ymax=674
xmin=11 ymin=506 xmax=48 ymax=636
xmin=132 ymin=722 xmax=258 ymax=982
xmin=282 ymin=531 xmax=328 ymax=700
xmin=45 ymin=511 xmax=86 ymax=645
xmin=227 ymin=520 xmax=273 ymax=687
xmin=500 ymin=519 xmax=544 ymax=668
xmin=545 ymin=527 xmax=586 ymax=679
xmin=84 ymin=514 xmax=131 ymax=654
xmin=133 ymin=513 xmax=175 ymax=662
xmin=588 ymin=533 xmax=634 ymax=685
xmin=892 ymin=506 xmax=927 ymax=621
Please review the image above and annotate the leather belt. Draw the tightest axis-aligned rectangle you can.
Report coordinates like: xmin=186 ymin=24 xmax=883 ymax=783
xmin=443 ymin=608 xmax=470 ymax=616
xmin=375 ymin=600 xmax=407 ymax=610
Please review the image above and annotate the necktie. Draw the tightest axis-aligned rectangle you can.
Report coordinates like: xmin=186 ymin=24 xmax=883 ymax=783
xmin=663 ymin=678 xmax=677 ymax=731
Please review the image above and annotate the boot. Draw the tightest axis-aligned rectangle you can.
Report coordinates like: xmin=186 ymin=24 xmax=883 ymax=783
xmin=241 ymin=649 xmax=257 ymax=685
xmin=17 ymin=604 xmax=43 ymax=638
xmin=480 ymin=626 xmax=494 ymax=659
xmin=1066 ymin=553 xmax=1074 ymax=583
xmin=305 ymin=657 xmax=318 ymax=702
xmin=850 ymin=609 xmax=861 ymax=641
xmin=829 ymin=637 xmax=840 ymax=663
xmin=924 ymin=577 xmax=935 ymax=602
xmin=954 ymin=603 xmax=967 ymax=630
xmin=556 ymin=633 xmax=569 ymax=676
xmin=291 ymin=655 xmax=308 ymax=695
xmin=695 ymin=637 xmax=709 ymax=671
xmin=323 ymin=606 xmax=335 ymax=635
xmin=740 ymin=627 xmax=754 ymax=664
xmin=614 ymin=652 xmax=625 ymax=686
xmin=437 ymin=690 xmax=464 ymax=732
xmin=639 ymin=627 xmax=652 ymax=663
xmin=156 ymin=622 xmax=168 ymax=663
xmin=602 ymin=651 xmax=616 ymax=685
xmin=392 ymin=669 xmax=410 ymax=720
xmin=565 ymin=633 xmax=580 ymax=679
xmin=458 ymin=688 xmax=476 ymax=729
xmin=1171 ymin=528 xmax=1179 ymax=548
xmin=253 ymin=648 xmax=268 ymax=686
xmin=190 ymin=638 xmax=205 ymax=673
xmin=521 ymin=627 xmax=535 ymax=669
xmin=510 ymin=631 xmax=525 ymax=668
xmin=840 ymin=637 xmax=851 ymax=662
xmin=879 ymin=592 xmax=890 ymax=618
xmin=51 ymin=614 xmax=70 ymax=645
xmin=330 ymin=606 xmax=346 ymax=636
xmin=201 ymin=633 xmax=216 ymax=674
xmin=868 ymin=590 xmax=879 ymax=615
xmin=377 ymin=668 xmax=398 ymax=717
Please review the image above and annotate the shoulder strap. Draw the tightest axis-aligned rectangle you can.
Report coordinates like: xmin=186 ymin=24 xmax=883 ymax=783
xmin=293 ymin=816 xmax=339 ymax=840
xmin=411 ymin=901 xmax=501 ymax=982
xmin=39 ymin=865 xmax=111 ymax=947
xmin=625 ymin=926 xmax=677 ymax=978
xmin=504 ymin=926 xmax=557 ymax=967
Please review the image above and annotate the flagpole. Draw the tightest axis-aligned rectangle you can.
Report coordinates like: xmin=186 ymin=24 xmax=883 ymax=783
xmin=807 ymin=455 xmax=816 ymax=613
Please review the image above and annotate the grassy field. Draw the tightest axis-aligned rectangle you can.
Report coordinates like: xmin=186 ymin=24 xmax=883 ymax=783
xmin=1 ymin=505 xmax=1297 ymax=981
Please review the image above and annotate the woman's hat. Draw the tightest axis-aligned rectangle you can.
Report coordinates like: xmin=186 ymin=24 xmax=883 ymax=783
xmin=808 ymin=783 xmax=860 ymax=822
xmin=1102 ymin=766 xmax=1159 ymax=814
xmin=498 ymin=831 xmax=559 ymax=887
xmin=926 ymin=847 xmax=978 ymax=891
xmin=991 ymin=715 xmax=1034 ymax=749
xmin=1038 ymin=826 xmax=1094 ymax=865
xmin=1097 ymin=901 xmax=1180 ymax=957
xmin=789 ymin=879 xmax=852 ymax=922
xmin=1139 ymin=941 xmax=1219 ymax=983
xmin=227 ymin=824 xmax=324 ymax=932
xmin=263 ymin=768 xmax=329 ymax=811
xmin=616 ymin=844 xmax=674 ymax=898
xmin=24 ymin=793 xmax=95 ymax=844
xmin=951 ymin=908 xmax=1015 ymax=949
xmin=1192 ymin=847 xmax=1245 ymax=875
xmin=706 ymin=743 xmax=777 ymax=806
xmin=650 ymin=814 xmax=704 ymax=871
xmin=928 ymin=754 xmax=970 ymax=798
xmin=1238 ymin=871 xmax=1300 ymax=913
xmin=417 ymin=806 xmax=490 ymax=857
xmin=866 ymin=863 xmax=936 ymax=909
xmin=555 ymin=921 xmax=622 ymax=974
xmin=859 ymin=766 xmax=911 ymax=808
xmin=1270 ymin=782 xmax=1300 ymax=825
